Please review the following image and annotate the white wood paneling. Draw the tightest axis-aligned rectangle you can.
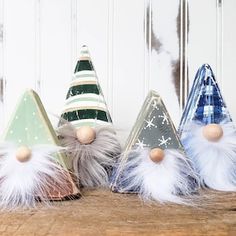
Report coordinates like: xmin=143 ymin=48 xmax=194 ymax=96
xmin=149 ymin=0 xmax=181 ymax=125
xmin=222 ymin=0 xmax=236 ymax=121
xmin=188 ymin=0 xmax=217 ymax=87
xmin=0 ymin=0 xmax=236 ymax=137
xmin=76 ymin=0 xmax=110 ymax=110
xmin=39 ymin=0 xmax=72 ymax=125
xmin=0 ymin=0 xmax=4 ymax=130
xmin=3 ymin=0 xmax=37 ymax=127
xmin=188 ymin=0 xmax=236 ymax=121
xmin=112 ymin=0 xmax=145 ymax=140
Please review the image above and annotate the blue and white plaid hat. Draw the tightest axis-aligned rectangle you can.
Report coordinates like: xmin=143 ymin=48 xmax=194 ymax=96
xmin=179 ymin=64 xmax=232 ymax=135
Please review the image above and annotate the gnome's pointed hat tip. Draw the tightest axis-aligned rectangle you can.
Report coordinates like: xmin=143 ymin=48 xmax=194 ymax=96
xmin=198 ymin=63 xmax=214 ymax=76
xmin=23 ymin=88 xmax=36 ymax=95
xmin=202 ymin=63 xmax=211 ymax=68
xmin=74 ymin=45 xmax=93 ymax=73
xmin=79 ymin=45 xmax=90 ymax=60
xmin=179 ymin=62 xmax=230 ymax=129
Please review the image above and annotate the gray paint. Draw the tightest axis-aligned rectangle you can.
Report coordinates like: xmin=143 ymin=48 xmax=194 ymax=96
xmin=111 ymin=90 xmax=184 ymax=192
xmin=125 ymin=90 xmax=183 ymax=152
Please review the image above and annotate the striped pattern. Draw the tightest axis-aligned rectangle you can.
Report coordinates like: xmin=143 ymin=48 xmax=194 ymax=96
xmin=63 ymin=101 xmax=108 ymax=113
xmin=61 ymin=45 xmax=112 ymax=127
xmin=179 ymin=64 xmax=232 ymax=134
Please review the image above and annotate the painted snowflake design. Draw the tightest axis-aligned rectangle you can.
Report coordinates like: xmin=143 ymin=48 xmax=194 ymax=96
xmin=151 ymin=100 xmax=159 ymax=110
xmin=158 ymin=112 xmax=169 ymax=125
xmin=158 ymin=135 xmax=171 ymax=148
xmin=135 ymin=138 xmax=148 ymax=149
xmin=144 ymin=116 xmax=157 ymax=130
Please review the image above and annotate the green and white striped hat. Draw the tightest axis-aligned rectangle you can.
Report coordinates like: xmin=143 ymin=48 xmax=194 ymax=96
xmin=61 ymin=45 xmax=112 ymax=128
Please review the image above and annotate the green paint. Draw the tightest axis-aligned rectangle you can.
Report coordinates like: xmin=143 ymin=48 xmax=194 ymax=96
xmin=66 ymin=84 xmax=100 ymax=99
xmin=74 ymin=60 xmax=93 ymax=72
xmin=3 ymin=90 xmax=70 ymax=169
xmin=62 ymin=109 xmax=110 ymax=122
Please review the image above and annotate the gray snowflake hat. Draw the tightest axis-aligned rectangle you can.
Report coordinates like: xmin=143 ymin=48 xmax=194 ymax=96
xmin=110 ymin=90 xmax=199 ymax=204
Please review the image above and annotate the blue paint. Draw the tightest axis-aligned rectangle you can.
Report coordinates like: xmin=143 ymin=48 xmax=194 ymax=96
xmin=179 ymin=64 xmax=232 ymax=135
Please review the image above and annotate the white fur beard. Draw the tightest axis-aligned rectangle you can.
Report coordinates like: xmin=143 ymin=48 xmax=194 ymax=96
xmin=181 ymin=121 xmax=236 ymax=191
xmin=0 ymin=144 xmax=73 ymax=210
xmin=58 ymin=124 xmax=121 ymax=187
xmin=121 ymin=149 xmax=198 ymax=204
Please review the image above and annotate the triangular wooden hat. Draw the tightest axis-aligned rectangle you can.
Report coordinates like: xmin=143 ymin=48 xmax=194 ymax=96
xmin=178 ymin=64 xmax=236 ymax=191
xmin=60 ymin=45 xmax=112 ymax=128
xmin=0 ymin=90 xmax=79 ymax=208
xmin=110 ymin=90 xmax=197 ymax=203
xmin=179 ymin=63 xmax=232 ymax=135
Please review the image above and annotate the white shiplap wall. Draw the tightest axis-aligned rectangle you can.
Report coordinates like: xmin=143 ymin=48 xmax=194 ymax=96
xmin=188 ymin=0 xmax=236 ymax=122
xmin=0 ymin=0 xmax=3 ymax=126
xmin=0 ymin=0 xmax=235 ymax=141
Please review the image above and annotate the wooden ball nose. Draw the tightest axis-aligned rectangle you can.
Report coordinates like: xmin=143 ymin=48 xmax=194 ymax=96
xmin=76 ymin=126 xmax=96 ymax=144
xmin=202 ymin=124 xmax=223 ymax=142
xmin=149 ymin=148 xmax=165 ymax=163
xmin=16 ymin=146 xmax=32 ymax=162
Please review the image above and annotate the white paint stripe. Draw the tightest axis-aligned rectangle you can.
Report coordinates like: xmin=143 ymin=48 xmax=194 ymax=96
xmin=70 ymin=78 xmax=97 ymax=86
xmin=66 ymin=93 xmax=105 ymax=104
xmin=73 ymin=74 xmax=96 ymax=79
xmin=70 ymin=119 xmax=111 ymax=127
xmin=74 ymin=70 xmax=95 ymax=77
xmin=80 ymin=46 xmax=89 ymax=52
xmin=78 ymin=53 xmax=90 ymax=59
xmin=72 ymin=75 xmax=97 ymax=81
xmin=62 ymin=101 xmax=108 ymax=113
xmin=79 ymin=55 xmax=90 ymax=60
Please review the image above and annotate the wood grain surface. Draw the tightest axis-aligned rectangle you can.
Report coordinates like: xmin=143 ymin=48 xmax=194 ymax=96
xmin=0 ymin=189 xmax=236 ymax=236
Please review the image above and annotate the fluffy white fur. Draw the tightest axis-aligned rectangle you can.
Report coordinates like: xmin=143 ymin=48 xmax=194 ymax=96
xmin=0 ymin=144 xmax=72 ymax=210
xmin=58 ymin=124 xmax=121 ymax=187
xmin=121 ymin=148 xmax=198 ymax=204
xmin=181 ymin=121 xmax=236 ymax=191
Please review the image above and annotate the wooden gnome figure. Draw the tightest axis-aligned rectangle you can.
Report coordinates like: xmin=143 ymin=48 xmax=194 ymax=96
xmin=0 ymin=90 xmax=80 ymax=209
xmin=58 ymin=45 xmax=121 ymax=188
xmin=110 ymin=90 xmax=199 ymax=204
xmin=179 ymin=64 xmax=236 ymax=191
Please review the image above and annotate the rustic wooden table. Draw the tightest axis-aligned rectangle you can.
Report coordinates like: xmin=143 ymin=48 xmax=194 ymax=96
xmin=0 ymin=189 xmax=236 ymax=236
